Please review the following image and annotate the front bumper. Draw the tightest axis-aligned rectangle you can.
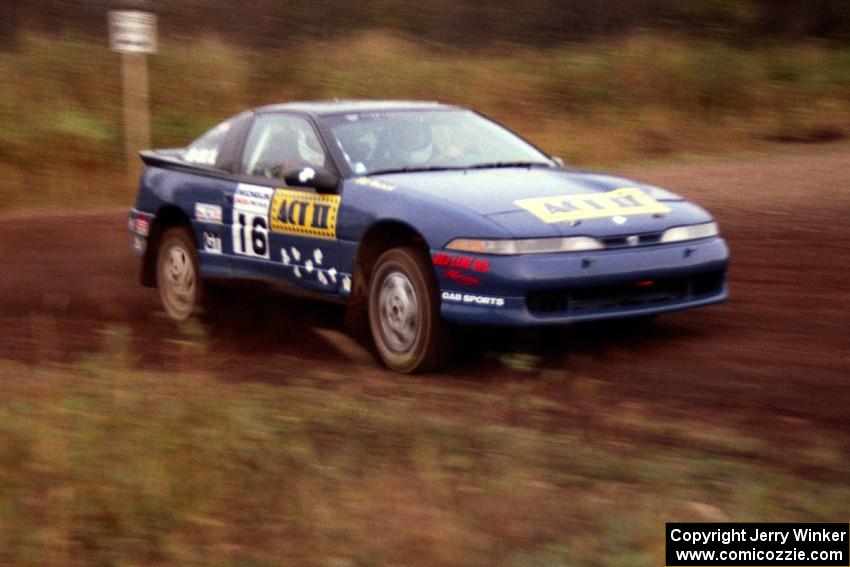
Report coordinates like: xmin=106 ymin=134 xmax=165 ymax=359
xmin=435 ymin=237 xmax=729 ymax=326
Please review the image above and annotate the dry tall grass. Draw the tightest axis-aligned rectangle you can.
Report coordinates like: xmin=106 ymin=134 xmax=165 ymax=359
xmin=1 ymin=31 xmax=849 ymax=212
xmin=0 ymin=341 xmax=847 ymax=566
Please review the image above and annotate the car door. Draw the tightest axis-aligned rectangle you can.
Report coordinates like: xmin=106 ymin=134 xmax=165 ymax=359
xmin=181 ymin=111 xmax=252 ymax=279
xmin=233 ymin=112 xmax=345 ymax=294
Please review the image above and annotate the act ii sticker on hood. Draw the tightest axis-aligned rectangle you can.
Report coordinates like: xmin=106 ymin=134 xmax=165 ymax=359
xmin=514 ymin=187 xmax=671 ymax=224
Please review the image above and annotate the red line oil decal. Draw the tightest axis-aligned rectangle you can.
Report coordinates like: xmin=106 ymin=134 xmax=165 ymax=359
xmin=442 ymin=269 xmax=480 ymax=286
xmin=433 ymin=253 xmax=490 ymax=273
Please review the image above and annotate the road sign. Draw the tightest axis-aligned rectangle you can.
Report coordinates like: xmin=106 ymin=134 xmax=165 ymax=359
xmin=109 ymin=10 xmax=157 ymax=54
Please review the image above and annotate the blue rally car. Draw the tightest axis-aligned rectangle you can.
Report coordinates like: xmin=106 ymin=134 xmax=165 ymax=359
xmin=129 ymin=100 xmax=729 ymax=372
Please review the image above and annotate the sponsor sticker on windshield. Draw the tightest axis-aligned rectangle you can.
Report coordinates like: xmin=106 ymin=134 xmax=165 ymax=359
xmin=515 ymin=187 xmax=670 ymax=224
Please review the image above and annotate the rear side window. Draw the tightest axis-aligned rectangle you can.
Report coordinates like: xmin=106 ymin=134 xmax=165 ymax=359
xmin=184 ymin=119 xmax=233 ymax=166
xmin=241 ymin=114 xmax=327 ymax=179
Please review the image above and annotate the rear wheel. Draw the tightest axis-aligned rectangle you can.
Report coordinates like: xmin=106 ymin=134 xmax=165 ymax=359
xmin=156 ymin=226 xmax=203 ymax=321
xmin=368 ymin=247 xmax=445 ymax=373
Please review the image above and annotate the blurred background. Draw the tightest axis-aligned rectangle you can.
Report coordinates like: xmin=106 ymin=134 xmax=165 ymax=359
xmin=1 ymin=2 xmax=849 ymax=566
xmin=1 ymin=0 xmax=849 ymax=211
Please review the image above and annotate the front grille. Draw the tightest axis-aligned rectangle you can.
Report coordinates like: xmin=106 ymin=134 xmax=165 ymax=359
xmin=526 ymin=271 xmax=725 ymax=315
xmin=600 ymin=231 xmax=663 ymax=249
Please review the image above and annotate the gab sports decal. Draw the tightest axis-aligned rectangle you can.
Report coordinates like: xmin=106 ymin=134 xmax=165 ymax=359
xmin=270 ymin=188 xmax=340 ymax=240
xmin=515 ymin=187 xmax=670 ymax=224
xmin=441 ymin=292 xmax=505 ymax=307
xmin=232 ymin=184 xmax=273 ymax=258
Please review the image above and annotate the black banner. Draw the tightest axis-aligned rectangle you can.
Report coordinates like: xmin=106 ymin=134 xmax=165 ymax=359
xmin=666 ymin=523 xmax=849 ymax=566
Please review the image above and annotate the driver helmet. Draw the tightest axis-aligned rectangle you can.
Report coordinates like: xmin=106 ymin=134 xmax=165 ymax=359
xmin=297 ymin=127 xmax=326 ymax=166
xmin=393 ymin=121 xmax=435 ymax=164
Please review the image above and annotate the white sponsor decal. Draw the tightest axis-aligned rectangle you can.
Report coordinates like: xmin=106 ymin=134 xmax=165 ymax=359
xmin=298 ymin=167 xmax=316 ymax=183
xmin=232 ymin=184 xmax=273 ymax=259
xmin=233 ymin=184 xmax=273 ymax=215
xmin=184 ymin=147 xmax=218 ymax=165
xmin=203 ymin=231 xmax=222 ymax=254
xmin=441 ymin=291 xmax=505 ymax=307
xmin=195 ymin=202 xmax=223 ymax=224
xmin=278 ymin=244 xmax=337 ymax=289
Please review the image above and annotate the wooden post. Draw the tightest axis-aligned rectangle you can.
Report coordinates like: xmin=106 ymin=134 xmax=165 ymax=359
xmin=120 ymin=51 xmax=151 ymax=186
xmin=110 ymin=8 xmax=157 ymax=188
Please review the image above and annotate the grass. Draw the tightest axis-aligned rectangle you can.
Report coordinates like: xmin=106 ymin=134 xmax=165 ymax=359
xmin=0 ymin=327 xmax=847 ymax=567
xmin=1 ymin=31 xmax=849 ymax=213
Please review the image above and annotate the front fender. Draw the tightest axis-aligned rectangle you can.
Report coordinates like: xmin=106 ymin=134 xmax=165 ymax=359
xmin=337 ymin=178 xmax=510 ymax=249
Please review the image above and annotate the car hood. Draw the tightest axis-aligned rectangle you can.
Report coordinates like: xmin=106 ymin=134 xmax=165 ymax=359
xmin=373 ymin=167 xmax=712 ymax=238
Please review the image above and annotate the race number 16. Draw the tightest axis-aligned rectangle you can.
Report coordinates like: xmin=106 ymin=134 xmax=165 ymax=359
xmin=233 ymin=212 xmax=269 ymax=258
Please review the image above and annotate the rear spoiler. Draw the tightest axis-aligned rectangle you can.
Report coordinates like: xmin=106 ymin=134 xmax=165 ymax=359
xmin=139 ymin=148 xmax=187 ymax=168
xmin=139 ymin=149 xmax=223 ymax=177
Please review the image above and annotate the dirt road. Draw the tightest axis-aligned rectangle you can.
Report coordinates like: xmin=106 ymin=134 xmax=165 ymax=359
xmin=1 ymin=146 xmax=848 ymax=444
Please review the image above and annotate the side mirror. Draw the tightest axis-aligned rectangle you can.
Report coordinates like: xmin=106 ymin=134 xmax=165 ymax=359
xmin=283 ymin=166 xmax=339 ymax=193
xmin=552 ymin=156 xmax=565 ymax=168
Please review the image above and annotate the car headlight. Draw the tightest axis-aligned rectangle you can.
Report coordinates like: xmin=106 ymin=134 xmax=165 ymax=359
xmin=445 ymin=236 xmax=603 ymax=255
xmin=660 ymin=222 xmax=719 ymax=244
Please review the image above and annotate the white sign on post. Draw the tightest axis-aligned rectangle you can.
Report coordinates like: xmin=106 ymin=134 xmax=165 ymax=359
xmin=109 ymin=10 xmax=157 ymax=54
xmin=110 ymin=9 xmax=156 ymax=186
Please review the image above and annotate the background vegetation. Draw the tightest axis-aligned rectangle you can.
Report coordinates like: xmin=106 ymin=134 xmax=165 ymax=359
xmin=1 ymin=31 xmax=849 ymax=212
xmin=3 ymin=0 xmax=850 ymax=49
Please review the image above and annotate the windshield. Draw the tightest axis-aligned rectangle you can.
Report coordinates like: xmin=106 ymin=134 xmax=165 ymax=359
xmin=321 ymin=109 xmax=553 ymax=176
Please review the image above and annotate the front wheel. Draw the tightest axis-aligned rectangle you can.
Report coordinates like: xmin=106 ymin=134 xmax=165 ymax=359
xmin=156 ymin=226 xmax=204 ymax=321
xmin=368 ymin=247 xmax=445 ymax=373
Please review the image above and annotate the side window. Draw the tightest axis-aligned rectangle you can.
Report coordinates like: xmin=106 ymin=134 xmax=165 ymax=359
xmin=184 ymin=119 xmax=233 ymax=166
xmin=241 ymin=114 xmax=327 ymax=179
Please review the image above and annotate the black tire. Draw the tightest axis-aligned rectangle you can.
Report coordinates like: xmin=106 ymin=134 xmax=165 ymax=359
xmin=155 ymin=226 xmax=204 ymax=321
xmin=368 ymin=246 xmax=446 ymax=373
